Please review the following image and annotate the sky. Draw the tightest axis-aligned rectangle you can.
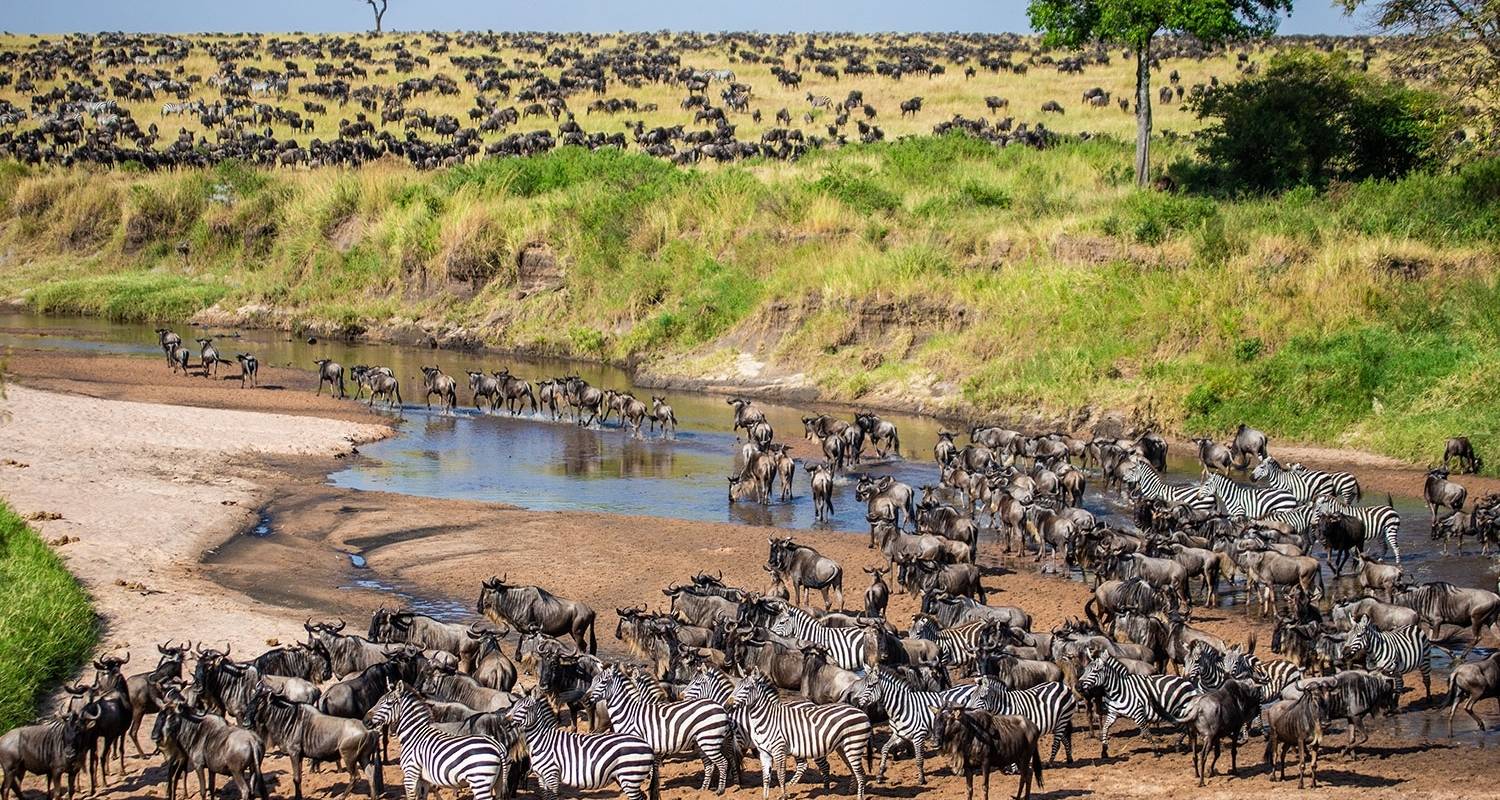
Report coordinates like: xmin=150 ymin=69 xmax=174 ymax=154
xmin=0 ymin=1 xmax=1369 ymax=37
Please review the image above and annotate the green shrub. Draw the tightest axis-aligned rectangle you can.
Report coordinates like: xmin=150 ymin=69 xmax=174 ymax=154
xmin=30 ymin=274 xmax=228 ymax=322
xmin=811 ymin=168 xmax=902 ymax=215
xmin=0 ymin=502 xmax=96 ymax=731
xmin=1189 ymin=50 xmax=1452 ymax=194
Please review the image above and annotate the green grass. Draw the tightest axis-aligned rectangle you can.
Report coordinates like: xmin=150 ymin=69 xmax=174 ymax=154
xmin=0 ymin=502 xmax=97 ymax=730
xmin=2 ymin=138 xmax=1499 ymax=467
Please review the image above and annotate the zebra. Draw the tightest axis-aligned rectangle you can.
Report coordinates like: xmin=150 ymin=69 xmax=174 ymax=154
xmin=1226 ymin=649 xmax=1302 ymax=701
xmin=506 ymin=692 xmax=659 ymax=800
xmin=909 ymin=615 xmax=989 ymax=668
xmin=974 ymin=676 xmax=1076 ymax=763
xmin=1344 ymin=617 xmax=1431 ymax=703
xmin=1288 ymin=461 xmax=1360 ymax=503
xmin=1252 ymin=457 xmax=1331 ymax=503
xmin=727 ymin=669 xmax=871 ymax=800
xmin=1314 ymin=495 xmax=1402 ymax=563
xmin=849 ymin=668 xmax=981 ymax=784
xmin=1077 ymin=650 xmax=1200 ymax=759
xmin=1182 ymin=641 xmax=1232 ymax=691
xmin=366 ymin=683 xmax=509 ymax=800
xmin=768 ymin=606 xmax=871 ymax=671
xmin=584 ymin=666 xmax=731 ymax=794
xmin=1124 ymin=461 xmax=1216 ymax=512
xmin=1199 ymin=473 xmax=1298 ymax=519
xmin=1267 ymin=504 xmax=1319 ymax=537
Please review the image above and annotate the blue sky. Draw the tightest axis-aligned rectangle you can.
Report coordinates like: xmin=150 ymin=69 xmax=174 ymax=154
xmin=1 ymin=1 xmax=1367 ymax=36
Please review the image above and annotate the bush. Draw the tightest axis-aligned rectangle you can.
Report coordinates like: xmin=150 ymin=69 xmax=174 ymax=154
xmin=1189 ymin=51 xmax=1452 ymax=194
xmin=811 ymin=168 xmax=903 ymax=214
xmin=0 ymin=502 xmax=97 ymax=730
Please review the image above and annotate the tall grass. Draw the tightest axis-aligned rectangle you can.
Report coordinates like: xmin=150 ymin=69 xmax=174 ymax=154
xmin=2 ymin=139 xmax=1498 ymax=465
xmin=0 ymin=502 xmax=97 ymax=730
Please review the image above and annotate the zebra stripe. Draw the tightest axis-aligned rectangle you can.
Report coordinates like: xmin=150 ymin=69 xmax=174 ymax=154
xmin=1267 ymin=505 xmax=1318 ymax=537
xmin=1182 ymin=643 xmax=1230 ymax=691
xmin=1201 ymin=473 xmax=1299 ymax=519
xmin=851 ymin=668 xmax=980 ymax=784
xmin=1228 ymin=651 xmax=1302 ymax=701
xmin=367 ymin=687 xmax=508 ymax=800
xmin=728 ymin=670 xmax=870 ymax=800
xmin=1345 ymin=620 xmax=1430 ymax=696
xmin=769 ymin=606 xmax=870 ymax=671
xmin=1289 ymin=462 xmax=1360 ymax=503
xmin=975 ymin=677 xmax=1076 ymax=763
xmin=910 ymin=616 xmax=989 ymax=667
xmin=1314 ymin=496 xmax=1402 ymax=563
xmin=1078 ymin=652 xmax=1199 ymax=759
xmin=1126 ymin=461 xmax=1217 ymax=512
xmin=1252 ymin=457 xmax=1331 ymax=504
xmin=585 ymin=666 xmax=731 ymax=793
xmin=507 ymin=694 xmax=658 ymax=800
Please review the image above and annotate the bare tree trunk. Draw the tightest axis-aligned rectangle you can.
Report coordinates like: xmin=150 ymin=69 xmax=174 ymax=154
xmin=367 ymin=0 xmax=388 ymax=33
xmin=1134 ymin=34 xmax=1153 ymax=187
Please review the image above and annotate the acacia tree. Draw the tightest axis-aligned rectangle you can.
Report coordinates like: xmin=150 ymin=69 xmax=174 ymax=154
xmin=1027 ymin=0 xmax=1291 ymax=185
xmin=1341 ymin=0 xmax=1500 ymax=143
xmin=360 ymin=0 xmax=390 ymax=33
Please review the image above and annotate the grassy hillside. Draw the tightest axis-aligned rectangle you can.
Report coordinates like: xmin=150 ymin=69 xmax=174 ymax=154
xmin=2 ymin=137 xmax=1499 ymax=465
xmin=0 ymin=500 xmax=97 ymax=729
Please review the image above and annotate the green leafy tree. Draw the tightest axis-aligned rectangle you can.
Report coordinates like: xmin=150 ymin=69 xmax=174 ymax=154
xmin=1188 ymin=50 xmax=1451 ymax=192
xmin=1027 ymin=0 xmax=1291 ymax=185
xmin=1340 ymin=0 xmax=1500 ymax=145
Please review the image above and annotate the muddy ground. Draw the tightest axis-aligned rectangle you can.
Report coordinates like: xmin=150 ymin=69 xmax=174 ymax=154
xmin=0 ymin=350 xmax=1497 ymax=799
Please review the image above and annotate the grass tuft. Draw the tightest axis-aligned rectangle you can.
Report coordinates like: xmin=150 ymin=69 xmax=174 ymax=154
xmin=0 ymin=502 xmax=96 ymax=731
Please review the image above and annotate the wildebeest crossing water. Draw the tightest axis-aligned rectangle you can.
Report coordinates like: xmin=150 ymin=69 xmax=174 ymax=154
xmin=5 ymin=311 xmax=1496 ymax=602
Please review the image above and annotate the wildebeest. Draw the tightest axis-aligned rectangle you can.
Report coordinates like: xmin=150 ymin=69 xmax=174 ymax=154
xmin=151 ymin=700 xmax=269 ymax=800
xmin=1177 ymin=679 xmax=1262 ymax=785
xmin=126 ymin=642 xmax=189 ymax=755
xmin=420 ymin=366 xmax=458 ymax=413
xmin=895 ymin=556 xmax=984 ymax=602
xmin=1231 ymin=423 xmax=1269 ymax=467
xmin=855 ymin=476 xmax=917 ymax=533
xmin=468 ymin=371 xmax=504 ymax=412
xmin=1445 ymin=650 xmax=1500 ymax=734
xmin=929 ymin=706 xmax=1043 ymax=800
xmin=196 ymin=338 xmax=229 ymax=377
xmin=314 ymin=359 xmax=345 ymax=398
xmin=240 ymin=686 xmax=380 ymax=800
xmin=0 ymin=714 xmax=89 ymax=800
xmin=863 ymin=567 xmax=890 ymax=618
xmin=235 ymin=354 xmax=258 ymax=388
xmin=478 ymin=576 xmax=598 ymax=654
xmin=1389 ymin=581 xmax=1500 ymax=659
xmin=649 ymin=396 xmax=678 ymax=435
xmin=1262 ymin=685 xmax=1328 ymax=788
xmin=1191 ymin=437 xmax=1234 ymax=476
xmin=810 ymin=462 xmax=836 ymax=522
xmin=1296 ymin=669 xmax=1400 ymax=753
xmin=367 ymin=608 xmax=480 ymax=668
xmin=1424 ymin=468 xmax=1467 ymax=529
xmin=1442 ymin=436 xmax=1483 ymax=474
xmin=855 ymin=414 xmax=901 ymax=459
xmin=768 ymin=536 xmax=845 ymax=609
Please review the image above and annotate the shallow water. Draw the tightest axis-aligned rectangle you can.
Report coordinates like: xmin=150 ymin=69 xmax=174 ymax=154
xmin=5 ymin=310 xmax=1498 ymax=609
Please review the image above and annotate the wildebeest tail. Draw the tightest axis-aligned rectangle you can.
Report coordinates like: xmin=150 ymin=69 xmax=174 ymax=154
xmin=587 ymin=618 xmax=598 ymax=655
xmin=648 ymin=760 xmax=660 ymax=800
xmin=251 ymin=747 xmax=270 ymax=800
xmin=1031 ymin=740 xmax=1044 ymax=788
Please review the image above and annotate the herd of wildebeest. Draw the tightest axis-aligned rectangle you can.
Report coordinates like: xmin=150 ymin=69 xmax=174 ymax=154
xmin=5 ymin=327 xmax=1500 ymax=800
xmin=0 ymin=30 xmax=1388 ymax=168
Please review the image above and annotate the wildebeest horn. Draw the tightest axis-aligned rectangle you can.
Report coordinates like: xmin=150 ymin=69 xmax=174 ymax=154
xmin=330 ymin=620 xmax=345 ymax=632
